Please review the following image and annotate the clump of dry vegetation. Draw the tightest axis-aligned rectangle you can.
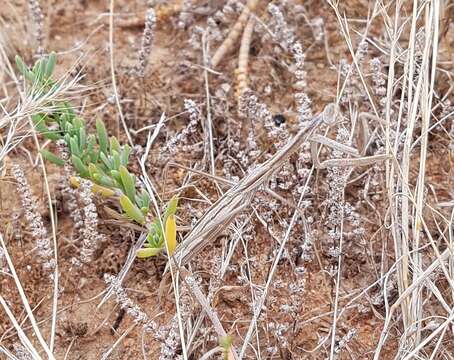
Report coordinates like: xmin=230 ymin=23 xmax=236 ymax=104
xmin=0 ymin=0 xmax=453 ymax=359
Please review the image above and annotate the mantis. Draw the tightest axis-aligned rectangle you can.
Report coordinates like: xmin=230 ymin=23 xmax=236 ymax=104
xmin=170 ymin=103 xmax=390 ymax=270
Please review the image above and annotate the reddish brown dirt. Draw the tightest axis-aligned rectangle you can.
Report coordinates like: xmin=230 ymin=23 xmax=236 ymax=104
xmin=1 ymin=0 xmax=454 ymax=359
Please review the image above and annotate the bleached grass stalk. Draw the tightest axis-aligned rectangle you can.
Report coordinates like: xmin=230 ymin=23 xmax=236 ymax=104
xmin=139 ymin=120 xmax=238 ymax=359
xmin=101 ymin=323 xmax=137 ymax=360
xmin=0 ymin=345 xmax=18 ymax=360
xmin=328 ymin=1 xmax=380 ymax=117
xmin=398 ymin=0 xmax=425 ymax=339
xmin=380 ymin=2 xmax=407 ymax=356
xmin=401 ymin=303 xmax=454 ymax=360
xmin=4 ymin=50 xmax=88 ymax=354
xmin=198 ymin=347 xmax=223 ymax=360
xmin=0 ymin=232 xmax=55 ymax=359
xmin=0 ymin=118 xmax=23 ymax=174
xmin=374 ymin=215 xmax=454 ymax=359
xmin=108 ymin=0 xmax=134 ymax=147
xmin=0 ymin=64 xmax=82 ymax=130
xmin=325 ymin=1 xmax=439 ymax=357
xmin=9 ymin=86 xmax=63 ymax=353
xmin=235 ymin=217 xmax=262 ymax=354
xmin=0 ymin=297 xmax=41 ymax=360
xmin=396 ymin=2 xmax=439 ymax=352
xmin=201 ymin=32 xmax=216 ymax=177
xmin=410 ymin=1 xmax=439 ymax=350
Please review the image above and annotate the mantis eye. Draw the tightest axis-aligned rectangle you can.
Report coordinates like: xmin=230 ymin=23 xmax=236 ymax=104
xmin=273 ymin=114 xmax=286 ymax=127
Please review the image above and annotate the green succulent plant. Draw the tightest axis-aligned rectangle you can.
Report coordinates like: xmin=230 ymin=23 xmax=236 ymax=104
xmin=16 ymin=53 xmax=177 ymax=258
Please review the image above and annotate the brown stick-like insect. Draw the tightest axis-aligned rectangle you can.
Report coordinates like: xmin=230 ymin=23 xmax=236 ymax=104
xmin=169 ymin=103 xmax=338 ymax=270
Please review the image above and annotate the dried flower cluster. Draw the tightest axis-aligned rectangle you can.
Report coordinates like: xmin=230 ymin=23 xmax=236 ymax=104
xmin=136 ymin=7 xmax=156 ymax=77
xmin=162 ymin=99 xmax=200 ymax=156
xmin=158 ymin=284 xmax=192 ymax=359
xmin=369 ymin=57 xmax=387 ymax=112
xmin=28 ymin=0 xmax=44 ymax=55
xmin=213 ymin=0 xmax=242 ymax=28
xmin=266 ymin=3 xmax=295 ymax=51
xmin=0 ymin=247 xmax=5 ymax=272
xmin=325 ymin=128 xmax=351 ymax=243
xmin=240 ymin=91 xmax=289 ymax=149
xmin=11 ymin=164 xmax=54 ymax=271
xmin=334 ymin=328 xmax=357 ymax=353
xmin=104 ymin=274 xmax=157 ymax=331
xmin=292 ymin=42 xmax=312 ymax=125
xmin=157 ymin=316 xmax=181 ymax=360
xmin=340 ymin=40 xmax=369 ymax=104
xmin=57 ymin=140 xmax=83 ymax=231
xmin=76 ymin=179 xmax=105 ymax=265
xmin=13 ymin=343 xmax=32 ymax=360
xmin=177 ymin=0 xmax=195 ymax=29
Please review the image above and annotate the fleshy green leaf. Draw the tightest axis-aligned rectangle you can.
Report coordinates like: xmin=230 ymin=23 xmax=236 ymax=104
xmin=87 ymin=135 xmax=98 ymax=163
xmin=110 ymin=169 xmax=121 ymax=184
xmin=110 ymin=136 xmax=121 ymax=154
xmin=119 ymin=195 xmax=145 ymax=224
xmin=136 ymin=247 xmax=162 ymax=258
xmin=40 ymin=149 xmax=65 ymax=166
xmin=96 ymin=118 xmax=108 ymax=154
xmin=93 ymin=173 xmax=116 ymax=188
xmin=136 ymin=189 xmax=150 ymax=210
xmin=111 ymin=150 xmax=121 ymax=170
xmin=120 ymin=144 xmax=131 ymax=166
xmin=32 ymin=114 xmax=61 ymax=140
xmin=88 ymin=163 xmax=98 ymax=179
xmin=64 ymin=133 xmax=71 ymax=146
xmin=71 ymin=155 xmax=89 ymax=177
xmin=45 ymin=52 xmax=57 ymax=78
xmin=164 ymin=214 xmax=177 ymax=255
xmin=61 ymin=109 xmax=72 ymax=126
xmin=73 ymin=117 xmax=84 ymax=131
xmin=147 ymin=227 xmax=162 ymax=248
xmin=37 ymin=58 xmax=47 ymax=81
xmin=164 ymin=195 xmax=179 ymax=221
xmin=100 ymin=152 xmax=113 ymax=170
xmin=91 ymin=184 xmax=116 ymax=197
xmin=69 ymin=136 xmax=81 ymax=157
xmin=15 ymin=56 xmax=35 ymax=82
xmin=79 ymin=127 xmax=86 ymax=149
xmin=119 ymin=165 xmax=136 ymax=203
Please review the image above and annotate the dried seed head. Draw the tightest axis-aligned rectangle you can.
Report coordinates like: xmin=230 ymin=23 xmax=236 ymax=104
xmin=136 ymin=8 xmax=156 ymax=77
xmin=11 ymin=164 xmax=55 ymax=271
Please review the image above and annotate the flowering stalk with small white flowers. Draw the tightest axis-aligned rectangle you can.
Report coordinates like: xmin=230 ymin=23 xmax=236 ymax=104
xmin=161 ymin=99 xmax=200 ymax=156
xmin=28 ymin=0 xmax=45 ymax=55
xmin=136 ymin=8 xmax=156 ymax=77
xmin=11 ymin=164 xmax=55 ymax=272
